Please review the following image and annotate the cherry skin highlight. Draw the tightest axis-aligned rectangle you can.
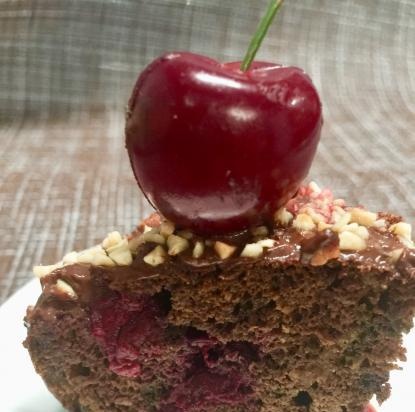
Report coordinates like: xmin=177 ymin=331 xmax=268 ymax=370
xmin=126 ymin=52 xmax=322 ymax=234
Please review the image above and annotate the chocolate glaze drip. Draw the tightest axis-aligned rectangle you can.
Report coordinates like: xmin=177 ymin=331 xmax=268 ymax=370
xmin=301 ymin=229 xmax=339 ymax=254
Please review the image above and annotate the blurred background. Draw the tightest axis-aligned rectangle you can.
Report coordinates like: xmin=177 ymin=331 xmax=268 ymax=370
xmin=0 ymin=0 xmax=414 ymax=303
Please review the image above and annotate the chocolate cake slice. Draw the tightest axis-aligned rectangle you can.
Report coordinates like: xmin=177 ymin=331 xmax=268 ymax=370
xmin=24 ymin=183 xmax=415 ymax=412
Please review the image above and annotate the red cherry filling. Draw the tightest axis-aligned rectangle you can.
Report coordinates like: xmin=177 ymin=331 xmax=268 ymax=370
xmin=90 ymin=292 xmax=167 ymax=377
xmin=90 ymin=292 xmax=378 ymax=412
xmin=90 ymin=292 xmax=257 ymax=411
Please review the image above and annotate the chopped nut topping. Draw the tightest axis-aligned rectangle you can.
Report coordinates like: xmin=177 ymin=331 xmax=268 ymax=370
xmin=101 ymin=231 xmax=134 ymax=265
xmin=92 ymin=253 xmax=116 ymax=267
xmin=176 ymin=230 xmax=194 ymax=240
xmin=167 ymin=235 xmax=189 ymax=256
xmin=251 ymin=226 xmax=269 ymax=237
xmin=55 ymin=279 xmax=77 ymax=298
xmin=256 ymin=238 xmax=275 ymax=248
xmin=274 ymin=208 xmax=294 ymax=226
xmin=350 ymin=208 xmax=377 ymax=227
xmin=389 ymin=222 xmax=412 ymax=241
xmin=214 ymin=241 xmax=236 ymax=260
xmin=102 ymin=231 xmax=123 ymax=250
xmin=304 ymin=207 xmax=326 ymax=224
xmin=143 ymin=225 xmax=152 ymax=233
xmin=159 ymin=221 xmax=175 ymax=237
xmin=388 ymin=248 xmax=404 ymax=263
xmin=33 ymin=263 xmax=63 ymax=278
xmin=332 ymin=212 xmax=352 ymax=232
xmin=106 ymin=239 xmax=133 ymax=266
xmin=339 ymin=231 xmax=367 ymax=251
xmin=143 ymin=245 xmax=166 ymax=267
xmin=139 ymin=230 xmax=166 ymax=245
xmin=62 ymin=251 xmax=78 ymax=264
xmin=389 ymin=222 xmax=414 ymax=248
xmin=241 ymin=243 xmax=263 ymax=258
xmin=293 ymin=213 xmax=316 ymax=231
xmin=192 ymin=241 xmax=205 ymax=258
xmin=338 ymin=223 xmax=369 ymax=240
xmin=317 ymin=221 xmax=332 ymax=231
xmin=76 ymin=245 xmax=116 ymax=266
xmin=352 ymin=225 xmax=370 ymax=240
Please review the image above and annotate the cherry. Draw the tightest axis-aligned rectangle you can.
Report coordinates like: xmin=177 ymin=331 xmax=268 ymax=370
xmin=125 ymin=1 xmax=322 ymax=234
xmin=126 ymin=52 xmax=321 ymax=234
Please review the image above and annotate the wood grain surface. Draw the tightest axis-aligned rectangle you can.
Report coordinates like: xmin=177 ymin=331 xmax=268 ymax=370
xmin=0 ymin=0 xmax=414 ymax=303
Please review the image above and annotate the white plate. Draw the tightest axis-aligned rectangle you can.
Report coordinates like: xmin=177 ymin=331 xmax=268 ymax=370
xmin=0 ymin=279 xmax=414 ymax=411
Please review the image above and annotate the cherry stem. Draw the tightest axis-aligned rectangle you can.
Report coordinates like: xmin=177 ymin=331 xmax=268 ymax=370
xmin=240 ymin=0 xmax=284 ymax=72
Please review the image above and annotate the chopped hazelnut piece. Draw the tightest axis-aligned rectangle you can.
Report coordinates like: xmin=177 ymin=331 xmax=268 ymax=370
xmin=333 ymin=206 xmax=347 ymax=216
xmin=139 ymin=231 xmax=166 ymax=245
xmin=176 ymin=230 xmax=194 ymax=240
xmin=241 ymin=243 xmax=263 ymax=258
xmin=33 ymin=263 xmax=63 ymax=278
xmin=143 ymin=245 xmax=166 ymax=266
xmin=77 ymin=246 xmax=105 ymax=264
xmin=77 ymin=245 xmax=115 ymax=266
xmin=256 ymin=238 xmax=275 ymax=248
xmin=274 ymin=208 xmax=294 ymax=226
xmin=293 ymin=213 xmax=316 ymax=231
xmin=62 ymin=251 xmax=78 ymax=264
xmin=101 ymin=232 xmax=134 ymax=265
xmin=214 ymin=241 xmax=236 ymax=260
xmin=350 ymin=208 xmax=377 ymax=227
xmin=106 ymin=239 xmax=133 ymax=265
xmin=317 ymin=221 xmax=332 ymax=231
xmin=332 ymin=212 xmax=352 ymax=232
xmin=354 ymin=225 xmax=370 ymax=240
xmin=102 ymin=231 xmax=123 ymax=250
xmin=167 ymin=235 xmax=189 ymax=256
xmin=389 ymin=222 xmax=414 ymax=248
xmin=339 ymin=231 xmax=367 ymax=251
xmin=389 ymin=222 xmax=412 ymax=241
xmin=159 ymin=221 xmax=175 ymax=237
xmin=304 ymin=207 xmax=325 ymax=224
xmin=192 ymin=241 xmax=205 ymax=258
xmin=341 ymin=223 xmax=369 ymax=240
xmin=55 ymin=279 xmax=77 ymax=298
xmin=93 ymin=254 xmax=116 ymax=266
xmin=388 ymin=248 xmax=404 ymax=263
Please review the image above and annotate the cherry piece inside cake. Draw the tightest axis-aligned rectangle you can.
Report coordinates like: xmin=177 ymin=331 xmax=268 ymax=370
xmin=25 ymin=183 xmax=415 ymax=412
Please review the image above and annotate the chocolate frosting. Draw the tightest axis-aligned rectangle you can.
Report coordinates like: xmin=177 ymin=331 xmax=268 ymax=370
xmin=38 ymin=220 xmax=414 ymax=309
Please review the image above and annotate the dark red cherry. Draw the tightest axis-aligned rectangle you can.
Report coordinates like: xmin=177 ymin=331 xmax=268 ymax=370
xmin=126 ymin=52 xmax=322 ymax=234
